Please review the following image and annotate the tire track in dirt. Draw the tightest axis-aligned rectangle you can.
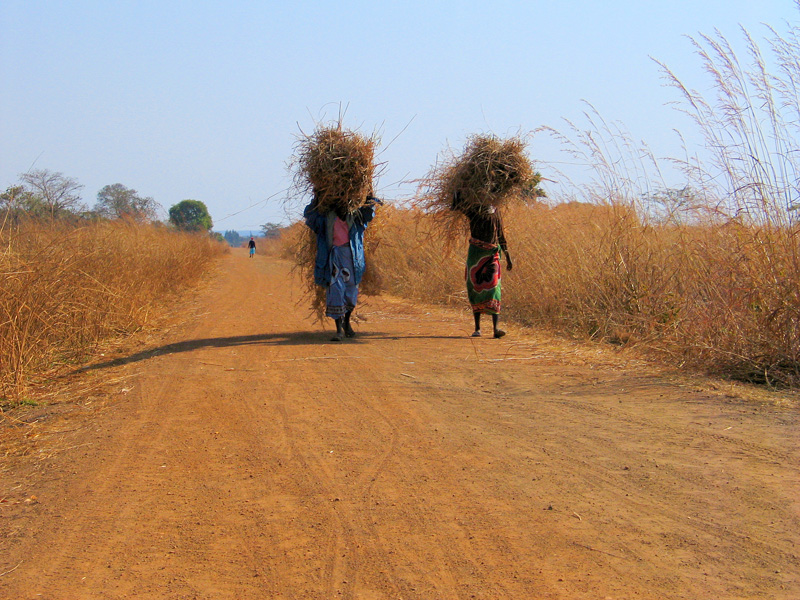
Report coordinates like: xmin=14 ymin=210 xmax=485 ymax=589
xmin=274 ymin=352 xmax=415 ymax=599
xmin=21 ymin=261 xmax=292 ymax=598
xmin=303 ymin=339 xmax=557 ymax=598
xmin=266 ymin=330 xmax=525 ymax=598
xmin=25 ymin=354 xmax=214 ymax=595
xmin=533 ymin=385 xmax=799 ymax=569
xmin=270 ymin=372 xmax=362 ymax=599
xmin=351 ymin=336 xmax=799 ymax=598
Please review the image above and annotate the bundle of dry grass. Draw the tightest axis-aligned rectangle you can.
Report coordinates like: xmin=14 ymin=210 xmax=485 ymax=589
xmin=417 ymin=134 xmax=544 ymax=241
xmin=292 ymin=124 xmax=377 ymax=214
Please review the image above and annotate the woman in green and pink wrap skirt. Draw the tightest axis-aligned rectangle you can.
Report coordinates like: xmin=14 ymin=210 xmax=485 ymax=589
xmin=453 ymin=192 xmax=513 ymax=339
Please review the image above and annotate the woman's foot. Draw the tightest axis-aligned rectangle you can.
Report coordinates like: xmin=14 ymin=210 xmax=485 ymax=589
xmin=332 ymin=318 xmax=344 ymax=341
xmin=471 ymin=330 xmax=482 ymax=337
xmin=343 ymin=310 xmax=356 ymax=338
xmin=491 ymin=314 xmax=505 ymax=338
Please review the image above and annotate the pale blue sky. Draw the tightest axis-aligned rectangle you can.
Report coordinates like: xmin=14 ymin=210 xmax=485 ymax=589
xmin=1 ymin=1 xmax=795 ymax=229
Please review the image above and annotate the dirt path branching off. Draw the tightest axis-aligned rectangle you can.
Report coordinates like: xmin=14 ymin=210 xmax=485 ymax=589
xmin=1 ymin=250 xmax=798 ymax=599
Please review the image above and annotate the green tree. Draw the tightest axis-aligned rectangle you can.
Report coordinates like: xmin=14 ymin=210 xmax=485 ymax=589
xmin=95 ymin=183 xmax=160 ymax=222
xmin=0 ymin=185 xmax=36 ymax=225
xmin=168 ymin=199 xmax=213 ymax=232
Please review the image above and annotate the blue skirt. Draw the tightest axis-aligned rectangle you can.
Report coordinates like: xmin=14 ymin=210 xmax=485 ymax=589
xmin=326 ymin=244 xmax=358 ymax=318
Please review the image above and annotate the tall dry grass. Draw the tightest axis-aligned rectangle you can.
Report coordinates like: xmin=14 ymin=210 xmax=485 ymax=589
xmin=356 ymin=202 xmax=800 ymax=387
xmin=0 ymin=219 xmax=226 ymax=398
xmin=253 ymin=234 xmax=284 ymax=258
xmin=504 ymin=203 xmax=800 ymax=386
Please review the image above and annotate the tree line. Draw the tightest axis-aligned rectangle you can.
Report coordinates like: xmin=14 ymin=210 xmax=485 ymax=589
xmin=1 ymin=168 xmax=213 ymax=232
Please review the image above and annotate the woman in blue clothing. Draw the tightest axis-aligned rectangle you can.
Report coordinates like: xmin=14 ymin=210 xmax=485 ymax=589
xmin=304 ymin=195 xmax=380 ymax=341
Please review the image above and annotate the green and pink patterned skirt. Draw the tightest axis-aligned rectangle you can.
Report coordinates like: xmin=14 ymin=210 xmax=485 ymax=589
xmin=466 ymin=237 xmax=502 ymax=315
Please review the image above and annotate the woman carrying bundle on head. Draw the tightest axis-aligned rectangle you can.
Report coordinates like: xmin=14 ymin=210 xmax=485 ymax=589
xmin=419 ymin=133 xmax=545 ymax=340
xmin=292 ymin=122 xmax=382 ymax=341
xmin=304 ymin=193 xmax=380 ymax=341
xmin=452 ymin=191 xmax=512 ymax=338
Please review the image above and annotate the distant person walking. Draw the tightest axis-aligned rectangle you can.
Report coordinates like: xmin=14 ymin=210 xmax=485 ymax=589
xmin=453 ymin=191 xmax=512 ymax=339
xmin=248 ymin=237 xmax=256 ymax=258
xmin=304 ymin=195 xmax=379 ymax=341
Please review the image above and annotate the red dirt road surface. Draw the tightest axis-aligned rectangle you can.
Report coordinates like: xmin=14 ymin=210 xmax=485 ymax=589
xmin=1 ymin=249 xmax=799 ymax=599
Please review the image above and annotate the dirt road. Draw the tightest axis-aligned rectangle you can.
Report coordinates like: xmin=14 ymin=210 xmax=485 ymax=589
xmin=1 ymin=249 xmax=798 ymax=599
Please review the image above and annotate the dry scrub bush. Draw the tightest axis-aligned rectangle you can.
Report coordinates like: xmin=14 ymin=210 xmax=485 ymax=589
xmin=0 ymin=219 xmax=225 ymax=397
xmin=672 ymin=221 xmax=800 ymax=385
xmin=279 ymin=222 xmax=327 ymax=321
xmin=366 ymin=204 xmax=464 ymax=304
xmin=512 ymin=204 xmax=800 ymax=386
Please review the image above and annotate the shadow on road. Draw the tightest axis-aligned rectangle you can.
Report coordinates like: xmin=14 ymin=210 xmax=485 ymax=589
xmin=74 ymin=331 xmax=465 ymax=374
xmin=74 ymin=331 xmax=335 ymax=373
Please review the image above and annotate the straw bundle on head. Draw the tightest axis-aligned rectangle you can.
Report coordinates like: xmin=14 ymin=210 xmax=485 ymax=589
xmin=417 ymin=134 xmax=545 ymax=241
xmin=293 ymin=124 xmax=377 ymax=215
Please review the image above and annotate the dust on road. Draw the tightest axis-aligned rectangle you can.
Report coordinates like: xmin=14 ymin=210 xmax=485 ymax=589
xmin=1 ymin=249 xmax=798 ymax=599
